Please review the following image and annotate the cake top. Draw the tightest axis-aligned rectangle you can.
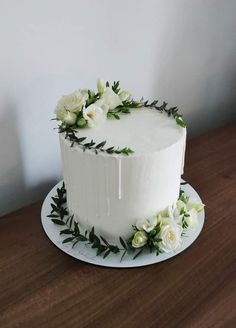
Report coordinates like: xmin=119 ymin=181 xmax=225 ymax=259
xmin=54 ymin=78 xmax=186 ymax=156
xmin=62 ymin=107 xmax=185 ymax=156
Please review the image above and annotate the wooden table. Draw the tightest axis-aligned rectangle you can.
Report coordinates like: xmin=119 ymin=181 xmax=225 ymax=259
xmin=0 ymin=125 xmax=235 ymax=328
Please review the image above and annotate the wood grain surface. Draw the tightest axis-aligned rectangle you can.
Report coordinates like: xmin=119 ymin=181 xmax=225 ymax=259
xmin=0 ymin=124 xmax=235 ymax=328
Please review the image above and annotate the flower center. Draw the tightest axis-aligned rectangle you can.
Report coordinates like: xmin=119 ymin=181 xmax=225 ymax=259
xmin=87 ymin=112 xmax=94 ymax=120
xmin=167 ymin=231 xmax=175 ymax=241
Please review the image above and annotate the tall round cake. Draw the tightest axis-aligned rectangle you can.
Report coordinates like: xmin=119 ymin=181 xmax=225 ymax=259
xmin=50 ymin=79 xmax=204 ymax=259
xmin=60 ymin=107 xmax=186 ymax=242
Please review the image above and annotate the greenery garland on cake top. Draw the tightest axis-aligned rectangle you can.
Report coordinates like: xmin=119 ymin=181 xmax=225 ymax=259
xmin=47 ymin=182 xmax=204 ymax=261
xmin=53 ymin=79 xmax=186 ymax=155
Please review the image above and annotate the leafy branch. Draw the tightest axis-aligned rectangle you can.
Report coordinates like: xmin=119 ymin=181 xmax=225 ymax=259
xmin=107 ymin=98 xmax=143 ymax=120
xmin=142 ymin=99 xmax=186 ymax=128
xmin=47 ymin=183 xmax=138 ymax=260
xmin=59 ymin=125 xmax=134 ymax=156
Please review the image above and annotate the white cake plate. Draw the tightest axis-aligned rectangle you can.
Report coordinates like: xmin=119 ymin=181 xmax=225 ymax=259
xmin=41 ymin=180 xmax=205 ymax=268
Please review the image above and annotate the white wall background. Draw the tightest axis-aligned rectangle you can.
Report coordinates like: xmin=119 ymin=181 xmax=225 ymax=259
xmin=0 ymin=0 xmax=236 ymax=216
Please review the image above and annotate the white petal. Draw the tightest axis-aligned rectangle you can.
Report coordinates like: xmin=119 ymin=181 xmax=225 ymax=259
xmin=101 ymin=87 xmax=122 ymax=110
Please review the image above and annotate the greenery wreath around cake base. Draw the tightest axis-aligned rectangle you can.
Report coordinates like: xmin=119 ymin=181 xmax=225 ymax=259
xmin=53 ymin=79 xmax=186 ymax=156
xmin=47 ymin=182 xmax=204 ymax=262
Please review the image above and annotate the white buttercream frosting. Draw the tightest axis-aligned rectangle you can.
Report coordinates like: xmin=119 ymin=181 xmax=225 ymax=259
xmin=59 ymin=108 xmax=186 ymax=242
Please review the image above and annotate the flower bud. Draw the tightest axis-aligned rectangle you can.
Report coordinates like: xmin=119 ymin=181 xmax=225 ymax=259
xmin=77 ymin=117 xmax=87 ymax=128
xmin=132 ymin=231 xmax=148 ymax=248
xmin=97 ymin=78 xmax=106 ymax=94
xmin=63 ymin=111 xmax=77 ymax=125
xmin=119 ymin=90 xmax=131 ymax=102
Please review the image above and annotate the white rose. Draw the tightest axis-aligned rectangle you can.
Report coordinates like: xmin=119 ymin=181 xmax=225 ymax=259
xmin=136 ymin=215 xmax=157 ymax=232
xmin=83 ymin=104 xmax=106 ymax=127
xmin=132 ymin=231 xmax=148 ymax=248
xmin=55 ymin=90 xmax=87 ymax=120
xmin=159 ymin=222 xmax=183 ymax=253
xmin=185 ymin=208 xmax=198 ymax=228
xmin=100 ymin=87 xmax=123 ymax=110
xmin=119 ymin=90 xmax=131 ymax=102
xmin=79 ymin=88 xmax=89 ymax=99
xmin=62 ymin=111 xmax=77 ymax=125
xmin=97 ymin=78 xmax=106 ymax=94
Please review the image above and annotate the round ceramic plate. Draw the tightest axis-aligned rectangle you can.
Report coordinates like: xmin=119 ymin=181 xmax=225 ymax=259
xmin=41 ymin=180 xmax=205 ymax=268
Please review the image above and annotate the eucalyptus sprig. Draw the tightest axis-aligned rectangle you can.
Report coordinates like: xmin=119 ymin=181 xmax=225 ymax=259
xmin=47 ymin=183 xmax=136 ymax=261
xmin=142 ymin=99 xmax=186 ymax=128
xmin=107 ymin=98 xmax=143 ymax=120
xmin=59 ymin=125 xmax=134 ymax=156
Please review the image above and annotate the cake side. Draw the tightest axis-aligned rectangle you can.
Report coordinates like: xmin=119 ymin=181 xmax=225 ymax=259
xmin=60 ymin=110 xmax=186 ymax=242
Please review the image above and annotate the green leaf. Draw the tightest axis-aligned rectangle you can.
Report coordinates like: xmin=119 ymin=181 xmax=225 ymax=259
xmin=103 ymin=249 xmax=111 ymax=258
xmin=109 ymin=245 xmax=120 ymax=254
xmin=62 ymin=237 xmax=75 ymax=243
xmin=96 ymin=245 xmax=106 ymax=256
xmin=106 ymin=146 xmax=114 ymax=153
xmin=89 ymin=227 xmax=95 ymax=242
xmin=68 ymin=216 xmax=74 ymax=229
xmin=77 ymin=137 xmax=87 ymax=143
xmin=50 ymin=203 xmax=59 ymax=213
xmin=72 ymin=240 xmax=79 ymax=248
xmin=52 ymin=196 xmax=60 ymax=205
xmin=114 ymin=114 xmax=120 ymax=120
xmin=60 ymin=229 xmax=72 ymax=235
xmin=51 ymin=219 xmax=66 ymax=225
xmin=176 ymin=116 xmax=186 ymax=128
xmin=78 ymin=234 xmax=87 ymax=241
xmin=93 ymin=235 xmax=101 ymax=246
xmin=120 ymin=250 xmax=127 ymax=262
xmin=154 ymin=238 xmax=162 ymax=243
xmin=96 ymin=141 xmax=106 ymax=149
xmin=47 ymin=214 xmax=59 ymax=218
xmin=133 ymin=248 xmax=144 ymax=260
xmin=100 ymin=235 xmax=109 ymax=246
xmin=119 ymin=237 xmax=127 ymax=250
xmin=74 ymin=221 xmax=80 ymax=235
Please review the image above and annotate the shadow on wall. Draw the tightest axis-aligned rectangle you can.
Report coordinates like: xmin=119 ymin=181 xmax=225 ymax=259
xmin=0 ymin=102 xmax=57 ymax=217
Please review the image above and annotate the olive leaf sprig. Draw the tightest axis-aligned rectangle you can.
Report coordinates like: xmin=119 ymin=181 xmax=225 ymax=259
xmin=47 ymin=183 xmax=135 ymax=260
xmin=142 ymin=99 xmax=186 ymax=128
xmin=59 ymin=125 xmax=134 ymax=156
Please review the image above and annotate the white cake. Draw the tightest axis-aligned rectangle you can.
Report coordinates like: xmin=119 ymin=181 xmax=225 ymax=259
xmin=60 ymin=107 xmax=186 ymax=242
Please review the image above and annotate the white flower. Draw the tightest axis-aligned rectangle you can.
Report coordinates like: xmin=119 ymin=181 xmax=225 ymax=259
xmin=187 ymin=200 xmax=205 ymax=213
xmin=94 ymin=99 xmax=109 ymax=114
xmin=55 ymin=90 xmax=87 ymax=120
xmin=159 ymin=222 xmax=183 ymax=253
xmin=132 ymin=231 xmax=148 ymax=248
xmin=83 ymin=103 xmax=106 ymax=127
xmin=79 ymin=88 xmax=89 ymax=99
xmin=119 ymin=90 xmax=131 ymax=102
xmin=167 ymin=204 xmax=182 ymax=225
xmin=100 ymin=87 xmax=122 ymax=110
xmin=97 ymin=78 xmax=106 ymax=94
xmin=176 ymin=199 xmax=187 ymax=212
xmin=185 ymin=208 xmax=198 ymax=228
xmin=160 ymin=216 xmax=175 ymax=226
xmin=62 ymin=111 xmax=77 ymax=125
xmin=136 ymin=216 xmax=157 ymax=232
